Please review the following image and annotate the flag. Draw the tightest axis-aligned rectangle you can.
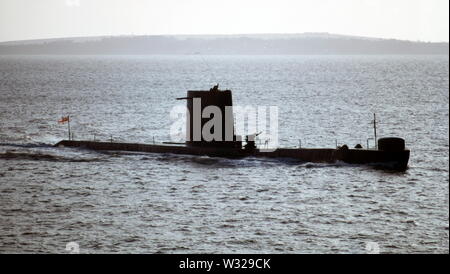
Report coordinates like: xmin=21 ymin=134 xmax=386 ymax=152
xmin=58 ymin=116 xmax=70 ymax=124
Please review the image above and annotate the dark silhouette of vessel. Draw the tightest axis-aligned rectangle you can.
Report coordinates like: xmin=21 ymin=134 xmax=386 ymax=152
xmin=55 ymin=86 xmax=410 ymax=170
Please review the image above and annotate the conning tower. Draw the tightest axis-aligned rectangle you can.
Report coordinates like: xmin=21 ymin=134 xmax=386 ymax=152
xmin=178 ymin=84 xmax=242 ymax=148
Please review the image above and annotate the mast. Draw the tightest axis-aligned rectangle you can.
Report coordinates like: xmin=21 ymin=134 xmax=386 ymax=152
xmin=373 ymin=113 xmax=377 ymax=149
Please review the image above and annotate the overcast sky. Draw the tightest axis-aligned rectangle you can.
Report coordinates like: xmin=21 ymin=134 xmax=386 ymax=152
xmin=0 ymin=0 xmax=448 ymax=43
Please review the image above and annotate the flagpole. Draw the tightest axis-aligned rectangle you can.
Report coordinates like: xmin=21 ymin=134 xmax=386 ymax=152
xmin=68 ymin=115 xmax=71 ymax=140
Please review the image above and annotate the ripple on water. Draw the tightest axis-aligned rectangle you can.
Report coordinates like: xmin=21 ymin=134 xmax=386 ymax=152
xmin=0 ymin=55 xmax=448 ymax=253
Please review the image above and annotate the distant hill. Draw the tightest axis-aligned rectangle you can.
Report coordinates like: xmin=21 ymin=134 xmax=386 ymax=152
xmin=0 ymin=33 xmax=448 ymax=55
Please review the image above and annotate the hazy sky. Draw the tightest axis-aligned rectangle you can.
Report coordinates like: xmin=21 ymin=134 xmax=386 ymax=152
xmin=0 ymin=0 xmax=448 ymax=42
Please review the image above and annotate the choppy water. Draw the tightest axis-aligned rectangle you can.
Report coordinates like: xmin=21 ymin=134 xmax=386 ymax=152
xmin=0 ymin=55 xmax=448 ymax=253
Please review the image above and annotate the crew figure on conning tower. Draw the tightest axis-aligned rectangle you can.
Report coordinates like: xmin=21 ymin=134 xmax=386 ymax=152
xmin=210 ymin=84 xmax=219 ymax=92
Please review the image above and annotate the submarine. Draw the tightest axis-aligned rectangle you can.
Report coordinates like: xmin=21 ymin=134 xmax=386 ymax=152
xmin=55 ymin=85 xmax=410 ymax=170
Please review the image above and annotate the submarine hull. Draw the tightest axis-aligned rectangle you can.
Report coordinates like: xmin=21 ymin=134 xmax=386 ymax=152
xmin=55 ymin=140 xmax=410 ymax=170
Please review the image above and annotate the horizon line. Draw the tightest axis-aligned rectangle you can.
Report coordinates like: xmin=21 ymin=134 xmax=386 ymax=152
xmin=1 ymin=32 xmax=449 ymax=45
